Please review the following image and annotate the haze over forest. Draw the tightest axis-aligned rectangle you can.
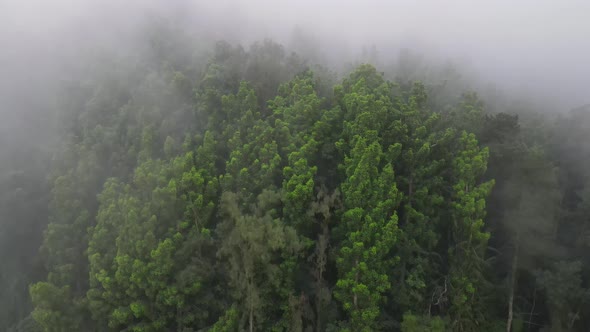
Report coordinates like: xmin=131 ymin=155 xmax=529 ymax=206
xmin=1 ymin=1 xmax=590 ymax=331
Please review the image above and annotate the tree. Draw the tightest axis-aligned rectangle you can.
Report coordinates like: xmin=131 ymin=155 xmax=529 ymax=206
xmin=388 ymin=83 xmax=452 ymax=315
xmin=335 ymin=135 xmax=402 ymax=331
xmin=216 ymin=190 xmax=301 ymax=331
xmin=447 ymin=131 xmax=494 ymax=331
xmin=536 ymin=261 xmax=590 ymax=331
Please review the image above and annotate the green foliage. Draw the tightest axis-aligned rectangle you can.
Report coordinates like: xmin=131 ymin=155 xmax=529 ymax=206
xmin=217 ymin=190 xmax=302 ymax=331
xmin=335 ymin=136 xmax=402 ymax=330
xmin=332 ymin=66 xmax=405 ymax=331
xmin=209 ymin=306 xmax=240 ymax=332
xmin=448 ymin=132 xmax=495 ymax=331
xmin=29 ymin=282 xmax=86 ymax=332
xmin=536 ymin=261 xmax=590 ymax=331
xmin=388 ymin=83 xmax=451 ymax=314
xmin=401 ymin=313 xmax=447 ymax=332
xmin=86 ymin=151 xmax=222 ymax=331
xmin=14 ymin=35 xmax=584 ymax=332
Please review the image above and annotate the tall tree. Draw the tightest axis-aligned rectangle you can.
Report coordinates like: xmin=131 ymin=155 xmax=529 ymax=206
xmin=447 ymin=131 xmax=494 ymax=331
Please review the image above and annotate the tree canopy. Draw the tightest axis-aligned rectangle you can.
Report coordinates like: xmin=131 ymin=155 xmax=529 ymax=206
xmin=2 ymin=22 xmax=590 ymax=332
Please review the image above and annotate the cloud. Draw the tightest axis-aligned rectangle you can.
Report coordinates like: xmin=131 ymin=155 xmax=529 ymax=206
xmin=1 ymin=0 xmax=589 ymax=110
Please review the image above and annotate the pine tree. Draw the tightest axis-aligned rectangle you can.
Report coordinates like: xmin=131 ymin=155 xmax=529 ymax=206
xmin=335 ymin=135 xmax=402 ymax=331
xmin=447 ymin=131 xmax=494 ymax=331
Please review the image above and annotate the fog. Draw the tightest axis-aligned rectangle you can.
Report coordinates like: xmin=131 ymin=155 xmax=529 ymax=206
xmin=1 ymin=0 xmax=588 ymax=190
xmin=2 ymin=0 xmax=590 ymax=118
xmin=3 ymin=1 xmax=590 ymax=330
xmin=200 ymin=0 xmax=590 ymax=109
xmin=2 ymin=0 xmax=587 ymax=260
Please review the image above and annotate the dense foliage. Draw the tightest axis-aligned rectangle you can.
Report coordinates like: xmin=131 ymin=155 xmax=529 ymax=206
xmin=3 ymin=22 xmax=590 ymax=332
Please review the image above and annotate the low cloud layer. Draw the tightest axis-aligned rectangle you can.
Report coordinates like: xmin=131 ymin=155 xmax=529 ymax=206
xmin=2 ymin=0 xmax=589 ymax=113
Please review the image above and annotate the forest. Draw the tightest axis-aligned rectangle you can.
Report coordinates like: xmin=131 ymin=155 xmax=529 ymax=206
xmin=3 ymin=4 xmax=590 ymax=332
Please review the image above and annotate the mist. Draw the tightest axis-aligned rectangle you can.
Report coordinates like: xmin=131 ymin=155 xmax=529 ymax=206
xmin=202 ymin=0 xmax=590 ymax=109
xmin=2 ymin=1 xmax=590 ymax=331
xmin=3 ymin=0 xmax=590 ymax=116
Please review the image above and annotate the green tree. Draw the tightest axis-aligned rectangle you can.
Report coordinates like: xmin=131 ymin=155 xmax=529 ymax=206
xmin=447 ymin=132 xmax=494 ymax=331
xmin=335 ymin=136 xmax=402 ymax=331
xmin=216 ymin=190 xmax=301 ymax=331
xmin=536 ymin=261 xmax=590 ymax=331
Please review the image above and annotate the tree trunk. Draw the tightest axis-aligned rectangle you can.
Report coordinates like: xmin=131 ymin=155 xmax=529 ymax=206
xmin=249 ymin=303 xmax=254 ymax=332
xmin=507 ymin=237 xmax=519 ymax=332
xmin=315 ymin=223 xmax=329 ymax=331
xmin=353 ymin=259 xmax=359 ymax=308
xmin=406 ymin=175 xmax=413 ymax=224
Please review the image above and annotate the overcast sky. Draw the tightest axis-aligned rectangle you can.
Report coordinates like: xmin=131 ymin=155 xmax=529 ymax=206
xmin=2 ymin=0 xmax=589 ymax=111
xmin=197 ymin=0 xmax=590 ymax=108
